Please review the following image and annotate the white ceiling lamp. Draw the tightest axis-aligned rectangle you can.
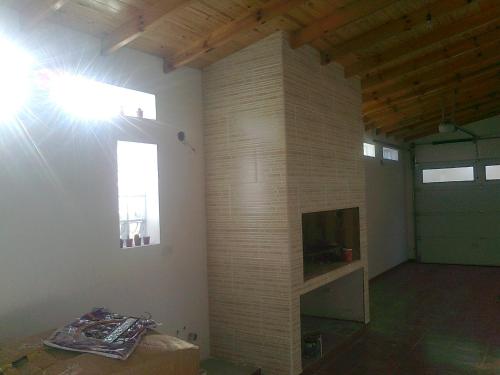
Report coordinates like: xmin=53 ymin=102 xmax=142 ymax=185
xmin=438 ymin=91 xmax=457 ymax=134
xmin=437 ymin=90 xmax=478 ymax=138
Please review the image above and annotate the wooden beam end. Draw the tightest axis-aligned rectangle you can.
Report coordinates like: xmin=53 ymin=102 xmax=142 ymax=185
xmin=163 ymin=58 xmax=175 ymax=74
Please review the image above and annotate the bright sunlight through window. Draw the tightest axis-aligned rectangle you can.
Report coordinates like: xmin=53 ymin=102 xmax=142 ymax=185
xmin=363 ymin=143 xmax=376 ymax=157
xmin=49 ymin=72 xmax=156 ymax=120
xmin=485 ymin=165 xmax=500 ymax=181
xmin=382 ymin=147 xmax=399 ymax=161
xmin=0 ymin=37 xmax=33 ymax=121
xmin=117 ymin=141 xmax=160 ymax=248
xmin=423 ymin=167 xmax=474 ymax=184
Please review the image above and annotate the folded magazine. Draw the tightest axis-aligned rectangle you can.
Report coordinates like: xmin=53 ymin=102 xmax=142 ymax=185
xmin=43 ymin=308 xmax=157 ymax=360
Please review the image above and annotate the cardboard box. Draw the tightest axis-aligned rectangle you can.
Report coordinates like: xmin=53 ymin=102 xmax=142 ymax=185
xmin=0 ymin=331 xmax=199 ymax=374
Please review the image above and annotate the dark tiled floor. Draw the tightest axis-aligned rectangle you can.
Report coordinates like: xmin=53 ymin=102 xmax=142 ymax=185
xmin=303 ymin=262 xmax=500 ymax=375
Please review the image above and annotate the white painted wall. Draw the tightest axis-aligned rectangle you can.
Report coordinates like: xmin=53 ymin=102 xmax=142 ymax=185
xmin=363 ymin=134 xmax=414 ymax=278
xmin=0 ymin=7 xmax=209 ymax=356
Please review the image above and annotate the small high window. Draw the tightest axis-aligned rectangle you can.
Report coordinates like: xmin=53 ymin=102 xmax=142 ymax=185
xmin=382 ymin=147 xmax=399 ymax=161
xmin=363 ymin=143 xmax=376 ymax=157
xmin=485 ymin=165 xmax=500 ymax=181
xmin=422 ymin=167 xmax=474 ymax=184
xmin=117 ymin=141 xmax=160 ymax=248
xmin=46 ymin=71 xmax=156 ymax=120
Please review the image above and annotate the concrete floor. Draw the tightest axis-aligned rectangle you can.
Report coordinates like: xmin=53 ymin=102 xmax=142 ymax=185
xmin=303 ymin=262 xmax=500 ymax=374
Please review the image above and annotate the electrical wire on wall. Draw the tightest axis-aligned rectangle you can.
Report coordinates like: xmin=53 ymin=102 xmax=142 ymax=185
xmin=177 ymin=131 xmax=196 ymax=152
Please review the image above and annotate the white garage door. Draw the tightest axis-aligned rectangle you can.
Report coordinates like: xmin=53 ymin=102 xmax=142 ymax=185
xmin=415 ymin=160 xmax=500 ymax=266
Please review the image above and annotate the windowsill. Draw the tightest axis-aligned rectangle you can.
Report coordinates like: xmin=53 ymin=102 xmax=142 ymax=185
xmin=121 ymin=243 xmax=160 ymax=249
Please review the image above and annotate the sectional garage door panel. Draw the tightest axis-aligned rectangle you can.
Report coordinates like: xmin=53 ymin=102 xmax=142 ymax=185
xmin=418 ymin=237 xmax=500 ymax=266
xmin=415 ymin=163 xmax=500 ymax=266
xmin=416 ymin=186 xmax=500 ymax=213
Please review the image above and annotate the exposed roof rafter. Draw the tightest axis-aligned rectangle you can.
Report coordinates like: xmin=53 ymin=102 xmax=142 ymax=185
xmin=345 ymin=1 xmax=500 ymax=77
xmin=163 ymin=0 xmax=307 ymax=73
xmin=321 ymin=0 xmax=481 ymax=65
xmin=289 ymin=0 xmax=397 ymax=49
xmin=102 ymin=0 xmax=191 ymax=55
xmin=21 ymin=0 xmax=70 ymax=30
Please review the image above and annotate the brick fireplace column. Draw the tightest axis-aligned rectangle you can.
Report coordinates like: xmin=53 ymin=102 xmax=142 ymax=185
xmin=203 ymin=31 xmax=369 ymax=375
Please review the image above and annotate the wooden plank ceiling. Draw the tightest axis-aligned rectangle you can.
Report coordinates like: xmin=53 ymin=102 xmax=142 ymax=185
xmin=7 ymin=0 xmax=500 ymax=140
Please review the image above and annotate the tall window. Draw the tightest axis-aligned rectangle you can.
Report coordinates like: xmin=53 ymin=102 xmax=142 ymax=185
xmin=363 ymin=143 xmax=376 ymax=157
xmin=117 ymin=141 xmax=160 ymax=247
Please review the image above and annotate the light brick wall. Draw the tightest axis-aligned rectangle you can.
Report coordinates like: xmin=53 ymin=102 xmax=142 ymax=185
xmin=203 ymin=32 xmax=368 ymax=375
xmin=203 ymin=32 xmax=294 ymax=375
xmin=282 ymin=37 xmax=369 ymax=375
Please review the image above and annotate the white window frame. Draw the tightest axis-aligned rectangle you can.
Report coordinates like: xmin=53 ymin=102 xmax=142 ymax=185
xmin=117 ymin=140 xmax=160 ymax=248
xmin=485 ymin=164 xmax=500 ymax=181
xmin=363 ymin=142 xmax=376 ymax=158
xmin=422 ymin=166 xmax=475 ymax=184
xmin=382 ymin=146 xmax=399 ymax=161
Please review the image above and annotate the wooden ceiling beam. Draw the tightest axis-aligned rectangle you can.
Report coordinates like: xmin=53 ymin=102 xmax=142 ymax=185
xmin=322 ymin=0 xmax=472 ymax=65
xmin=102 ymin=0 xmax=191 ymax=55
xmin=403 ymin=108 xmax=500 ymax=141
xmin=396 ymin=104 xmax=500 ymax=141
xmin=289 ymin=0 xmax=397 ymax=49
xmin=20 ymin=0 xmax=70 ymax=30
xmin=365 ymin=80 xmax=499 ymax=127
xmin=362 ymin=49 xmax=500 ymax=104
xmin=363 ymin=65 xmax=500 ymax=115
xmin=371 ymin=87 xmax=498 ymax=133
xmin=164 ymin=0 xmax=306 ymax=73
xmin=363 ymin=74 xmax=500 ymax=123
xmin=388 ymin=98 xmax=500 ymax=137
xmin=362 ymin=22 xmax=500 ymax=90
xmin=344 ymin=1 xmax=500 ymax=78
xmin=370 ymin=91 xmax=499 ymax=134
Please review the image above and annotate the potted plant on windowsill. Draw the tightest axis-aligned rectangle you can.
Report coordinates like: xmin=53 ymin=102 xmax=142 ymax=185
xmin=125 ymin=237 xmax=133 ymax=248
xmin=143 ymin=235 xmax=151 ymax=245
xmin=134 ymin=234 xmax=142 ymax=247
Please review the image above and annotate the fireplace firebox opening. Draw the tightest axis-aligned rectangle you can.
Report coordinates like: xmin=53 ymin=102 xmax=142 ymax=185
xmin=302 ymin=207 xmax=360 ymax=281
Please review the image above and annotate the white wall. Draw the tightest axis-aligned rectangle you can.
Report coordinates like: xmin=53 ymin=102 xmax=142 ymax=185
xmin=0 ymin=7 xmax=209 ymax=356
xmin=363 ymin=134 xmax=414 ymax=278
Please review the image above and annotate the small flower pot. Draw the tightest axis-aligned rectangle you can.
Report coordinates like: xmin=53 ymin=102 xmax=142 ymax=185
xmin=125 ymin=239 xmax=133 ymax=248
xmin=120 ymin=239 xmax=124 ymax=248
xmin=134 ymin=235 xmax=142 ymax=246
xmin=143 ymin=236 xmax=151 ymax=245
xmin=342 ymin=248 xmax=353 ymax=262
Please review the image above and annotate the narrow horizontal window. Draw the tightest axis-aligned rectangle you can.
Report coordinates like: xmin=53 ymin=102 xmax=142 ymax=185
xmin=423 ymin=167 xmax=474 ymax=183
xmin=485 ymin=165 xmax=500 ymax=181
xmin=382 ymin=147 xmax=399 ymax=161
xmin=47 ymin=71 xmax=156 ymax=120
xmin=363 ymin=143 xmax=375 ymax=157
xmin=117 ymin=141 xmax=160 ymax=248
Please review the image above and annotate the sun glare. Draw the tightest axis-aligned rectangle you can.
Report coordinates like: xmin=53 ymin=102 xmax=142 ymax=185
xmin=0 ymin=37 xmax=34 ymax=121
xmin=49 ymin=72 xmax=122 ymax=120
xmin=48 ymin=72 xmax=157 ymax=121
xmin=0 ymin=37 xmax=156 ymax=122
